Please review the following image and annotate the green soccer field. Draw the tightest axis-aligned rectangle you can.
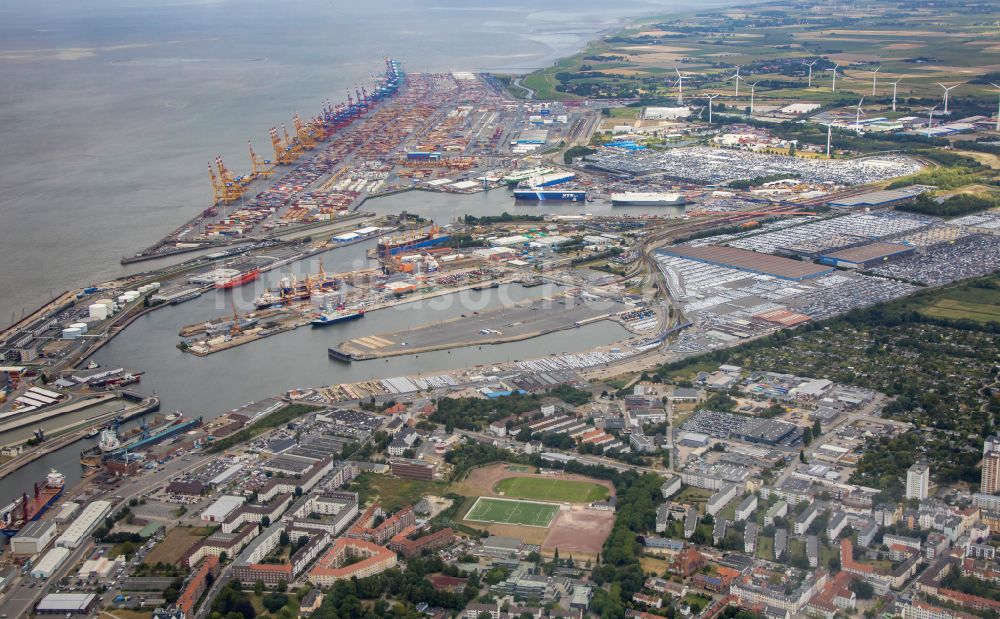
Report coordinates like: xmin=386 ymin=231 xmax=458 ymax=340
xmin=494 ymin=476 xmax=610 ymax=503
xmin=464 ymin=497 xmax=560 ymax=528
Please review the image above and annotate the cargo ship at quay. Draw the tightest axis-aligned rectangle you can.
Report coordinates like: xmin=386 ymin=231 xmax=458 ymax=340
xmin=80 ymin=412 xmax=202 ymax=465
xmin=375 ymin=225 xmax=451 ymax=257
xmin=253 ymin=269 xmax=341 ymax=309
xmin=0 ymin=470 xmax=65 ymax=536
xmin=311 ymin=305 xmax=365 ymax=327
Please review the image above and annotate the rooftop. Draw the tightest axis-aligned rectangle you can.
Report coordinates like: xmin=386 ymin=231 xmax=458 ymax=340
xmin=660 ymin=245 xmax=834 ymax=280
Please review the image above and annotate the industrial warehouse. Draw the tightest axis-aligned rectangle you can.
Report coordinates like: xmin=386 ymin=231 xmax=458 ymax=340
xmin=658 ymin=245 xmax=835 ymax=281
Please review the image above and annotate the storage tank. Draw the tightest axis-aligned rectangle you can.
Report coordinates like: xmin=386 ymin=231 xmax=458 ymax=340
xmin=95 ymin=299 xmax=114 ymax=310
xmin=61 ymin=327 xmax=81 ymax=340
xmin=70 ymin=322 xmax=88 ymax=334
xmin=117 ymin=295 xmax=128 ymax=305
xmin=150 ymin=282 xmax=161 ymax=290
xmin=124 ymin=291 xmax=140 ymax=302
xmin=89 ymin=304 xmax=109 ymax=320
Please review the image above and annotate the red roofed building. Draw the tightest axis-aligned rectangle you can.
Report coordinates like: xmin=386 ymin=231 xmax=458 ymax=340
xmin=177 ymin=555 xmax=219 ymax=615
xmin=388 ymin=526 xmax=455 ymax=558
xmin=429 ymin=574 xmax=468 ymax=592
xmin=308 ymin=538 xmax=398 ymax=586
xmin=346 ymin=504 xmax=417 ymax=545
xmin=670 ymin=547 xmax=706 ymax=578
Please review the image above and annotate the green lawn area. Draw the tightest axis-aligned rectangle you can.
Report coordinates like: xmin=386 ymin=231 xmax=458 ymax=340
xmin=755 ymin=536 xmax=774 ymax=560
xmin=494 ymin=476 xmax=609 ymax=503
xmin=605 ymin=107 xmax=640 ymax=119
xmin=350 ymin=472 xmax=447 ymax=513
xmin=675 ymin=486 xmax=713 ymax=505
xmin=904 ymin=276 xmax=1000 ymax=324
xmin=465 ymin=497 xmax=560 ymax=528
xmin=919 ymin=299 xmax=1000 ymax=324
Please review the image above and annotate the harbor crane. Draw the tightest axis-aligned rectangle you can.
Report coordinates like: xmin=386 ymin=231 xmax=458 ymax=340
xmin=292 ymin=113 xmax=318 ymax=150
xmin=269 ymin=126 xmax=298 ymax=165
xmin=248 ymin=139 xmax=273 ymax=179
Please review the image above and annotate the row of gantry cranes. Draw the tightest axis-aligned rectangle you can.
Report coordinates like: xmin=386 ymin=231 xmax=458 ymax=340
xmin=206 ymin=113 xmax=329 ymax=209
xmin=206 ymin=56 xmax=404 ymax=210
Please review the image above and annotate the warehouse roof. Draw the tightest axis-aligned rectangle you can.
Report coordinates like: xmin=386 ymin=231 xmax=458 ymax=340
xmin=828 ymin=185 xmax=929 ymax=207
xmin=820 ymin=242 xmax=913 ymax=264
xmin=15 ymin=518 xmax=56 ymax=539
xmin=36 ymin=592 xmax=96 ymax=612
xmin=661 ymin=245 xmax=834 ymax=280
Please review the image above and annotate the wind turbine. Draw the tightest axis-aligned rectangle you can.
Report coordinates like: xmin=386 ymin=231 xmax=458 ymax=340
xmin=804 ymin=60 xmax=818 ymax=88
xmin=828 ymin=64 xmax=840 ymax=92
xmin=749 ymin=81 xmax=760 ymax=117
xmin=674 ymin=67 xmax=687 ymax=105
xmin=937 ymin=83 xmax=959 ymax=115
xmin=926 ymin=104 xmax=939 ymax=136
xmin=730 ymin=66 xmax=744 ymax=98
xmin=891 ymin=78 xmax=902 ymax=112
xmin=706 ymin=94 xmax=719 ymax=123
xmin=991 ymin=83 xmax=1000 ymax=132
xmin=871 ymin=66 xmax=880 ymax=96
xmin=855 ymin=97 xmax=865 ymax=130
xmin=821 ymin=123 xmax=833 ymax=157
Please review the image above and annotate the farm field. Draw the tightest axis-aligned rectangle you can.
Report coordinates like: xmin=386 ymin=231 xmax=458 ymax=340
xmin=464 ymin=497 xmax=561 ymax=528
xmin=495 ymin=476 xmax=609 ymax=503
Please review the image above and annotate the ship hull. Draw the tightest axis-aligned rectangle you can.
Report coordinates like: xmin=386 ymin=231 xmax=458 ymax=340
xmin=378 ymin=235 xmax=451 ymax=256
xmin=216 ymin=269 xmax=260 ymax=289
xmin=311 ymin=311 xmax=365 ymax=327
xmin=513 ymin=190 xmax=587 ymax=202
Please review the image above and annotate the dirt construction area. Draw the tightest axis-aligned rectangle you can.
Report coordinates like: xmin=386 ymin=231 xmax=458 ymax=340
xmin=542 ymin=507 xmax=615 ymax=559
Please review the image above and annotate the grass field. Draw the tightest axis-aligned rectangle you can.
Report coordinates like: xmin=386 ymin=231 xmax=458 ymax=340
xmin=144 ymin=527 xmax=211 ymax=566
xmin=909 ymin=276 xmax=1000 ymax=324
xmin=350 ymin=472 xmax=446 ymax=513
xmin=494 ymin=476 xmax=609 ymax=503
xmin=464 ymin=497 xmax=560 ymax=528
xmin=920 ymin=299 xmax=1000 ymax=323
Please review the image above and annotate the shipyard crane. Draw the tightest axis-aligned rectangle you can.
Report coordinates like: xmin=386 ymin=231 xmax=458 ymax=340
xmin=269 ymin=126 xmax=297 ymax=165
xmin=230 ymin=301 xmax=243 ymax=337
xmin=248 ymin=139 xmax=274 ymax=179
xmin=292 ymin=114 xmax=317 ymax=149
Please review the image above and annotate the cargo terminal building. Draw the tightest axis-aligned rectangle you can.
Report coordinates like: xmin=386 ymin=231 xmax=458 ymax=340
xmin=818 ymin=242 xmax=915 ymax=269
xmin=658 ymin=245 xmax=834 ymax=281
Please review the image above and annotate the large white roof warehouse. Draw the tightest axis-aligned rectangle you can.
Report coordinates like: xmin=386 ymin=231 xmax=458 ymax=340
xmin=36 ymin=592 xmax=97 ymax=614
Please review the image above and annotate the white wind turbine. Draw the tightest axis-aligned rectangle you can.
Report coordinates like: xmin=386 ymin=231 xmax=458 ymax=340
xmin=926 ymin=104 xmax=939 ymax=136
xmin=749 ymin=81 xmax=760 ymax=117
xmin=871 ymin=66 xmax=880 ymax=96
xmin=674 ymin=67 xmax=687 ymax=105
xmin=730 ymin=66 xmax=744 ymax=98
xmin=937 ymin=83 xmax=959 ymax=115
xmin=891 ymin=78 xmax=902 ymax=112
xmin=828 ymin=64 xmax=840 ymax=92
xmin=804 ymin=60 xmax=818 ymax=88
xmin=821 ymin=123 xmax=833 ymax=157
xmin=706 ymin=94 xmax=719 ymax=123
xmin=991 ymin=83 xmax=1000 ymax=132
xmin=855 ymin=97 xmax=866 ymax=130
